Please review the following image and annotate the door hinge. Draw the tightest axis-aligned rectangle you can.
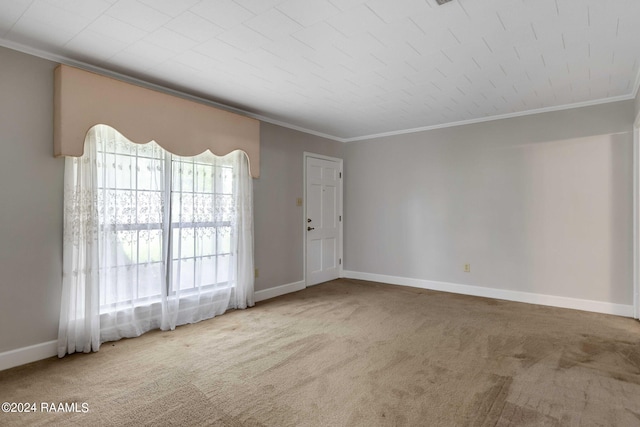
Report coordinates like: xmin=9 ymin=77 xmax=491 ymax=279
xmin=339 ymin=172 xmax=342 ymax=178
xmin=339 ymin=258 xmax=342 ymax=265
xmin=339 ymin=215 xmax=342 ymax=222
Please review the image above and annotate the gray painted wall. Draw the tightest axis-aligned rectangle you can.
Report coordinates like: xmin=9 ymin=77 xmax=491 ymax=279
xmin=0 ymin=46 xmax=342 ymax=354
xmin=0 ymin=43 xmax=635 ymax=357
xmin=343 ymin=101 xmax=635 ymax=304
xmin=0 ymin=47 xmax=63 ymax=353
xmin=254 ymin=123 xmax=342 ymax=291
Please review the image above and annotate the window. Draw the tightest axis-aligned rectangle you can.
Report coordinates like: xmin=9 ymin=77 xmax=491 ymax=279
xmin=96 ymin=134 xmax=236 ymax=310
xmin=58 ymin=125 xmax=254 ymax=356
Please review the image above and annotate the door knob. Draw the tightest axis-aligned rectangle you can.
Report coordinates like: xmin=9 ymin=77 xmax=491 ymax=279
xmin=307 ymin=226 xmax=315 ymax=231
xmin=307 ymin=218 xmax=312 ymax=223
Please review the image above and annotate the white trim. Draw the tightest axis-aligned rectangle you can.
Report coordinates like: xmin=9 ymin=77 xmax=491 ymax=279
xmin=1 ymin=39 xmax=637 ymax=144
xmin=303 ymin=153 xmax=344 ymax=287
xmin=341 ymin=94 xmax=635 ymax=142
xmin=255 ymin=117 xmax=343 ymax=142
xmin=634 ymin=121 xmax=640 ymax=319
xmin=254 ymin=281 xmax=306 ymax=302
xmin=0 ymin=39 xmax=344 ymax=143
xmin=303 ymin=152 xmax=345 ymax=163
xmin=633 ymin=63 xmax=640 ymax=102
xmin=343 ymin=271 xmax=634 ymax=317
xmin=0 ymin=280 xmax=304 ymax=371
xmin=0 ymin=340 xmax=57 ymax=372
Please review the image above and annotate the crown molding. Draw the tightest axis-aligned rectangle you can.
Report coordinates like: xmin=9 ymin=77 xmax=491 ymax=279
xmin=342 ymin=93 xmax=637 ymax=142
xmin=1 ymin=38 xmax=637 ymax=145
xmin=0 ymin=39 xmax=346 ymax=142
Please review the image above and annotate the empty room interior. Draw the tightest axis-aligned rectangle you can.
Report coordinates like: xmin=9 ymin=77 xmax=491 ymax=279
xmin=1 ymin=0 xmax=640 ymax=425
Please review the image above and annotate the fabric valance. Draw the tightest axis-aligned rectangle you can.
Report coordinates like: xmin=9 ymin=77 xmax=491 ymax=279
xmin=53 ymin=64 xmax=260 ymax=178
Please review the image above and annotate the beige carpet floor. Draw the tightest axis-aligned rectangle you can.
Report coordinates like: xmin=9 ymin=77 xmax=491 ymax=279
xmin=1 ymin=278 xmax=639 ymax=426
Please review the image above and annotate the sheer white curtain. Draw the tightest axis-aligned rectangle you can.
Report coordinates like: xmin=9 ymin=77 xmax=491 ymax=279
xmin=58 ymin=125 xmax=254 ymax=357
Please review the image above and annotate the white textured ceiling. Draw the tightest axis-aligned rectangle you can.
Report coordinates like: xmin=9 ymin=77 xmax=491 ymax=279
xmin=1 ymin=0 xmax=639 ymax=141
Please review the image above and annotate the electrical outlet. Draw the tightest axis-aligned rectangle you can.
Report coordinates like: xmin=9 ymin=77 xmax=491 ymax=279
xmin=464 ymin=264 xmax=471 ymax=273
xmin=255 ymin=268 xmax=259 ymax=278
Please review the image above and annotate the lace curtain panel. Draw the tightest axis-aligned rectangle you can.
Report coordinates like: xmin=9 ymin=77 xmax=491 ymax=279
xmin=58 ymin=125 xmax=254 ymax=357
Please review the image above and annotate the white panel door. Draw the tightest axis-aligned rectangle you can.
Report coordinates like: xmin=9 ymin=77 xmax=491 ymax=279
xmin=306 ymin=155 xmax=342 ymax=286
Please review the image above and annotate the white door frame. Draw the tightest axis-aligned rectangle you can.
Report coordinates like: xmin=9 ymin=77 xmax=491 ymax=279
xmin=634 ymin=114 xmax=640 ymax=320
xmin=303 ymin=152 xmax=343 ymax=287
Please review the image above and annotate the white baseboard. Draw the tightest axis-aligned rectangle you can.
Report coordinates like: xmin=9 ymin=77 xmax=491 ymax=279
xmin=342 ymin=271 xmax=634 ymax=317
xmin=0 ymin=340 xmax=57 ymax=372
xmin=0 ymin=282 xmax=307 ymax=372
xmin=4 ymin=274 xmax=627 ymax=372
xmin=255 ymin=280 xmax=306 ymax=303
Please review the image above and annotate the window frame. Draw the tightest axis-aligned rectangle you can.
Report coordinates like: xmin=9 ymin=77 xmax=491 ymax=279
xmin=96 ymin=141 xmax=236 ymax=312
